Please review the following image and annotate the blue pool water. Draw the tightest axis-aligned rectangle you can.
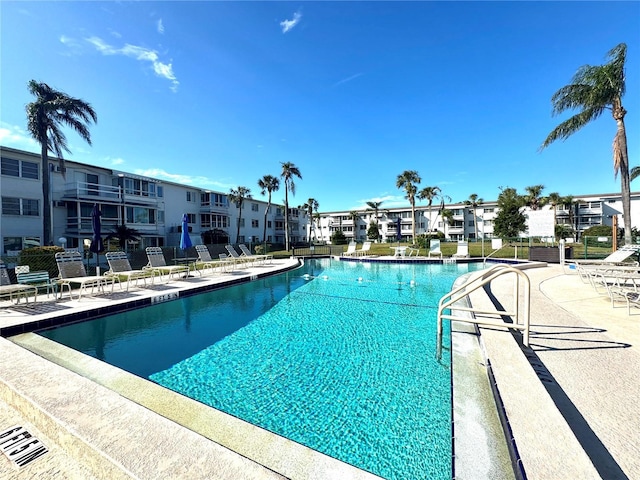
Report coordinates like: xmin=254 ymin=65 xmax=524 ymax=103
xmin=39 ymin=258 xmax=482 ymax=479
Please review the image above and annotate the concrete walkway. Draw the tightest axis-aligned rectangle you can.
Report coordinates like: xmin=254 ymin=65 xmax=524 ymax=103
xmin=473 ymin=264 xmax=639 ymax=479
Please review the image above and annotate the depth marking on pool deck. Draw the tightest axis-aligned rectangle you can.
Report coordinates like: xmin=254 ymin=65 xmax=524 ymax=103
xmin=0 ymin=425 xmax=49 ymax=469
xmin=150 ymin=292 xmax=179 ymax=304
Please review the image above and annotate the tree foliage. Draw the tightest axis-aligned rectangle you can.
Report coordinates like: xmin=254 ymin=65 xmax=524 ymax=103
xmin=493 ymin=187 xmax=526 ymax=239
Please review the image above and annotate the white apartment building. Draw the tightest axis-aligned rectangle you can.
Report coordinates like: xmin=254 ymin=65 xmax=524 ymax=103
xmin=315 ymin=193 xmax=640 ymax=243
xmin=0 ymin=146 xmax=307 ymax=254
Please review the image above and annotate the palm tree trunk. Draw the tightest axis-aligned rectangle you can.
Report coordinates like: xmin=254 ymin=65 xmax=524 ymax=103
xmin=41 ymin=145 xmax=52 ymax=246
xmin=617 ymin=119 xmax=632 ymax=244
xmin=284 ymin=188 xmax=290 ymax=251
xmin=236 ymin=210 xmax=242 ymax=244
xmin=262 ymin=196 xmax=270 ymax=243
xmin=411 ymin=203 xmax=416 ymax=243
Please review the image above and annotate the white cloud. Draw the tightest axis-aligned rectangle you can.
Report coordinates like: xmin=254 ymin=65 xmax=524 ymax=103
xmin=0 ymin=123 xmax=38 ymax=150
xmin=334 ymin=73 xmax=363 ymax=87
xmin=280 ymin=11 xmax=302 ymax=33
xmin=134 ymin=168 xmax=233 ymax=190
xmin=157 ymin=19 xmax=164 ymax=34
xmin=84 ymin=36 xmax=179 ymax=92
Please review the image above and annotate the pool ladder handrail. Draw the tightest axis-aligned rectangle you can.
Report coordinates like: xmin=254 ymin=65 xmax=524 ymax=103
xmin=436 ymin=263 xmax=530 ymax=359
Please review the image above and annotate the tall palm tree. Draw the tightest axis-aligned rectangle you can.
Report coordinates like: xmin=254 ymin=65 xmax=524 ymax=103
xmin=441 ymin=209 xmax=454 ymax=237
xmin=464 ymin=193 xmax=484 ymax=240
xmin=418 ymin=186 xmax=448 ymax=232
xmin=258 ymin=175 xmax=280 ymax=243
xmin=547 ymin=192 xmax=562 ymax=228
xmin=26 ymin=80 xmax=97 ymax=246
xmin=365 ymin=200 xmax=384 ymax=241
xmin=228 ymin=186 xmax=252 ymax=244
xmin=348 ymin=210 xmax=360 ymax=241
xmin=562 ymin=195 xmax=579 ymax=241
xmin=540 ymin=43 xmax=631 ymax=243
xmin=396 ymin=170 xmax=421 ymax=242
xmin=280 ymin=162 xmax=302 ymax=251
xmin=524 ymin=185 xmax=546 ymax=210
xmin=631 ymin=166 xmax=640 ymax=182
xmin=301 ymin=198 xmax=319 ymax=242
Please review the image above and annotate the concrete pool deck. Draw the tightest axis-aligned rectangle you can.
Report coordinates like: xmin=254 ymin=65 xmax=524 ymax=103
xmin=0 ymin=258 xmax=638 ymax=478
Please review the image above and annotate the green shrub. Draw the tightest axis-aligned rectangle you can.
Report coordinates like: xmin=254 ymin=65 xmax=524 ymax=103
xmin=19 ymin=246 xmax=64 ymax=278
xmin=331 ymin=230 xmax=348 ymax=245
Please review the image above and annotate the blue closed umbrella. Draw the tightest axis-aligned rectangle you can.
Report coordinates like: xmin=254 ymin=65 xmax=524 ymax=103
xmin=180 ymin=214 xmax=193 ymax=251
xmin=89 ymin=203 xmax=104 ymax=253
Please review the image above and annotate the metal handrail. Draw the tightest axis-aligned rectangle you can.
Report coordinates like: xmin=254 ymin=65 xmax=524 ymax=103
xmin=436 ymin=264 xmax=530 ymax=359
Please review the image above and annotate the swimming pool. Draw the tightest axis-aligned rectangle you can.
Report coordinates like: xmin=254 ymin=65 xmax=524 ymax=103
xmin=39 ymin=258 xmax=483 ymax=479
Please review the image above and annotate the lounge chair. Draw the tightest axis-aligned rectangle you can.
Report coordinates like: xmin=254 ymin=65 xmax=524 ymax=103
xmin=239 ymin=244 xmax=273 ymax=265
xmin=218 ymin=253 xmax=236 ymax=273
xmin=428 ymin=239 xmax=443 ymax=259
xmin=144 ymin=247 xmax=190 ymax=281
xmin=452 ymin=241 xmax=470 ymax=258
xmin=342 ymin=242 xmax=357 ymax=257
xmin=0 ymin=261 xmax=38 ymax=306
xmin=55 ymin=251 xmax=115 ymax=300
xmin=355 ymin=241 xmax=372 ymax=257
xmin=195 ymin=245 xmax=223 ymax=274
xmin=16 ymin=265 xmax=56 ymax=298
xmin=105 ymin=251 xmax=155 ymax=291
xmin=567 ymin=244 xmax=640 ymax=267
xmin=225 ymin=245 xmax=254 ymax=266
xmin=407 ymin=245 xmax=420 ymax=257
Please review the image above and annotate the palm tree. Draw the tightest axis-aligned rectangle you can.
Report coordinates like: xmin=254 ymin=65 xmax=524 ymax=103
xmin=562 ymin=195 xmax=579 ymax=241
xmin=228 ymin=186 xmax=252 ymax=244
xmin=441 ymin=209 xmax=454 ymax=237
xmin=105 ymin=225 xmax=141 ymax=251
xmin=396 ymin=170 xmax=421 ymax=242
xmin=258 ymin=175 xmax=280 ymax=243
xmin=547 ymin=192 xmax=563 ymax=228
xmin=417 ymin=186 xmax=450 ymax=233
xmin=631 ymin=166 xmax=640 ymax=182
xmin=524 ymin=185 xmax=546 ymax=210
xmin=464 ymin=193 xmax=484 ymax=240
xmin=301 ymin=198 xmax=319 ymax=242
xmin=280 ymin=162 xmax=302 ymax=251
xmin=540 ymin=43 xmax=631 ymax=243
xmin=348 ymin=210 xmax=360 ymax=242
xmin=365 ymin=200 xmax=384 ymax=241
xmin=26 ymin=80 xmax=97 ymax=246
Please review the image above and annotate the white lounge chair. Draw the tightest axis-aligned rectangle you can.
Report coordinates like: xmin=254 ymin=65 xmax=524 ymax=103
xmin=452 ymin=241 xmax=470 ymax=258
xmin=428 ymin=239 xmax=442 ymax=258
xmin=195 ymin=245 xmax=223 ymax=274
xmin=225 ymin=245 xmax=254 ymax=266
xmin=239 ymin=244 xmax=273 ymax=265
xmin=355 ymin=241 xmax=372 ymax=257
xmin=105 ymin=251 xmax=155 ymax=291
xmin=0 ymin=261 xmax=38 ymax=306
xmin=567 ymin=244 xmax=640 ymax=266
xmin=342 ymin=242 xmax=357 ymax=257
xmin=55 ymin=251 xmax=115 ymax=300
xmin=144 ymin=247 xmax=190 ymax=281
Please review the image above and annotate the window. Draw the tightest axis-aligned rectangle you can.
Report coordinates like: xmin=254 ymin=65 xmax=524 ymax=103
xmin=468 ymin=221 xmax=474 ymax=226
xmin=187 ymin=213 xmax=196 ymax=224
xmin=186 ymin=191 xmax=197 ymax=202
xmin=157 ymin=186 xmax=164 ymax=197
xmin=126 ymin=207 xmax=156 ymax=224
xmin=251 ymin=203 xmax=259 ymax=212
xmin=2 ymin=197 xmax=38 ymax=216
xmin=3 ymin=236 xmax=41 ymax=254
xmin=252 ymin=219 xmax=259 ymax=228
xmin=238 ymin=218 xmax=245 ymax=227
xmin=1 ymin=158 xmax=39 ymax=179
xmin=483 ymin=208 xmax=494 ymax=213
xmin=267 ymin=221 xmax=272 ymax=228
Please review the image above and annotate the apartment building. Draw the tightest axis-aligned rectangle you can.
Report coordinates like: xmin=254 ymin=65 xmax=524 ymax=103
xmin=315 ymin=193 xmax=640 ymax=243
xmin=0 ymin=146 xmax=307 ymax=254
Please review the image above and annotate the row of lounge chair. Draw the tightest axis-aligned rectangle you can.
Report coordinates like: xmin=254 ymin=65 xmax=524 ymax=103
xmin=1 ymin=244 xmax=273 ymax=305
xmin=340 ymin=239 xmax=470 ymax=259
xmin=567 ymin=244 xmax=640 ymax=315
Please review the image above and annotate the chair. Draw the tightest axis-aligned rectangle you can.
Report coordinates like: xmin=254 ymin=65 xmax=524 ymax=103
xmin=342 ymin=242 xmax=357 ymax=257
xmin=105 ymin=251 xmax=155 ymax=291
xmin=218 ymin=253 xmax=236 ymax=273
xmin=238 ymin=244 xmax=273 ymax=265
xmin=225 ymin=245 xmax=254 ymax=266
xmin=0 ymin=261 xmax=38 ymax=306
xmin=355 ymin=241 xmax=372 ymax=257
xmin=407 ymin=245 xmax=420 ymax=257
xmin=16 ymin=266 xmax=56 ymax=298
xmin=428 ymin=239 xmax=443 ymax=259
xmin=452 ymin=241 xmax=470 ymax=258
xmin=55 ymin=251 xmax=115 ymax=300
xmin=195 ymin=245 xmax=222 ymax=274
xmin=144 ymin=247 xmax=190 ymax=281
xmin=567 ymin=244 xmax=640 ymax=267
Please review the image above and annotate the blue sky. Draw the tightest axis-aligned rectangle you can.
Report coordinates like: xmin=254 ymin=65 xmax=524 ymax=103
xmin=1 ymin=1 xmax=639 ymax=212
